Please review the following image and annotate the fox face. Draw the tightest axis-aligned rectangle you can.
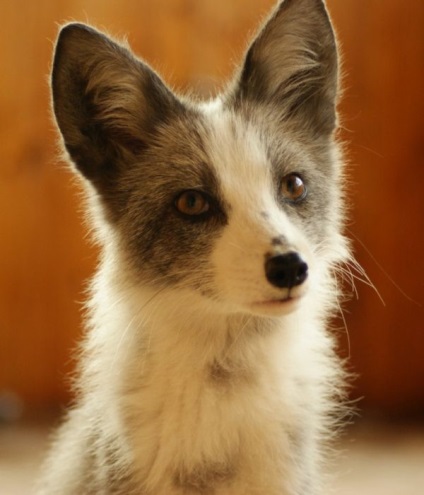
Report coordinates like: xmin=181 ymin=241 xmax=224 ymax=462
xmin=52 ymin=0 xmax=347 ymax=317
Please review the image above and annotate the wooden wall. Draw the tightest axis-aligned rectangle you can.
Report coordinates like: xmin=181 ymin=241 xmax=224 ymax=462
xmin=0 ymin=0 xmax=423 ymax=417
xmin=331 ymin=0 xmax=424 ymax=416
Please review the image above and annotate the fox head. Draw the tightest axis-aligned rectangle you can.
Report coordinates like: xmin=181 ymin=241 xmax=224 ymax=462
xmin=51 ymin=0 xmax=347 ymax=317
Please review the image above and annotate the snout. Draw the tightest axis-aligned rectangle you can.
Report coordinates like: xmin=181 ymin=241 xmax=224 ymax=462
xmin=265 ymin=252 xmax=308 ymax=289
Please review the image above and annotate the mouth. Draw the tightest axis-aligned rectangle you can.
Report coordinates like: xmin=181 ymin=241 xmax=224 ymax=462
xmin=250 ymin=293 xmax=303 ymax=314
xmin=253 ymin=295 xmax=298 ymax=306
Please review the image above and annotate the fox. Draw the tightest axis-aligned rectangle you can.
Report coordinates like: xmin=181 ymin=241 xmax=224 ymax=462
xmin=38 ymin=0 xmax=352 ymax=493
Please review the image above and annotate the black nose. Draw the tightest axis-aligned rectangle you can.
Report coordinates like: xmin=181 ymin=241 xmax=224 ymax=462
xmin=265 ymin=252 xmax=308 ymax=289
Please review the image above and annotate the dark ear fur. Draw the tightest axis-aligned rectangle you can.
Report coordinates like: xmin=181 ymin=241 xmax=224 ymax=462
xmin=230 ymin=0 xmax=339 ymax=136
xmin=51 ymin=23 xmax=181 ymax=188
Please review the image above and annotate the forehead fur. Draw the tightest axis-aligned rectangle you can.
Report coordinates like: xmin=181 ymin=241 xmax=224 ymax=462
xmin=200 ymin=99 xmax=337 ymax=201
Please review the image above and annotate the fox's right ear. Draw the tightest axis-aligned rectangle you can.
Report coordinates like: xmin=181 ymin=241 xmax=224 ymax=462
xmin=51 ymin=23 xmax=181 ymax=189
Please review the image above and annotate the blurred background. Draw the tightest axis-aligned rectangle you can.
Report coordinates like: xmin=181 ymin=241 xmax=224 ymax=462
xmin=0 ymin=0 xmax=423 ymax=494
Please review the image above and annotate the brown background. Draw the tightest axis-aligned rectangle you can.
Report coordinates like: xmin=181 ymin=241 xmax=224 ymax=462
xmin=0 ymin=0 xmax=423 ymax=417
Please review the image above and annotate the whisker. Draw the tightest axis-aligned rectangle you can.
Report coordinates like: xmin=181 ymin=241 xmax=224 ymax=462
xmin=347 ymin=228 xmax=422 ymax=307
xmin=333 ymin=275 xmax=351 ymax=359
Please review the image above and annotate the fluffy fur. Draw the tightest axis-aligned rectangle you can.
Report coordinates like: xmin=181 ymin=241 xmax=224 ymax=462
xmin=39 ymin=0 xmax=351 ymax=493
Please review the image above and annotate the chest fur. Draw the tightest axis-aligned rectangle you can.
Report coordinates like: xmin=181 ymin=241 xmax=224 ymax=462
xmin=112 ymin=318 xmax=322 ymax=494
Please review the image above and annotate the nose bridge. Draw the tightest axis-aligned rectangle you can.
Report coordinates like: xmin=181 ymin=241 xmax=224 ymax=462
xmin=250 ymin=201 xmax=296 ymax=251
xmin=216 ymin=132 xmax=296 ymax=252
xmin=228 ymin=201 xmax=298 ymax=266
xmin=212 ymin=118 xmax=290 ymax=247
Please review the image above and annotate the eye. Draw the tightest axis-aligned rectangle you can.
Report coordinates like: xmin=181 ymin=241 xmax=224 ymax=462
xmin=280 ymin=173 xmax=307 ymax=203
xmin=175 ymin=190 xmax=210 ymax=216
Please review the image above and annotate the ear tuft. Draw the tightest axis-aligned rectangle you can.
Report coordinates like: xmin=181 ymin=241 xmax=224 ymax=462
xmin=229 ymin=0 xmax=339 ymax=136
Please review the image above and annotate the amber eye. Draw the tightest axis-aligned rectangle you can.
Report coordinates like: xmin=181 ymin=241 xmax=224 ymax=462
xmin=175 ymin=190 xmax=210 ymax=216
xmin=280 ymin=173 xmax=307 ymax=203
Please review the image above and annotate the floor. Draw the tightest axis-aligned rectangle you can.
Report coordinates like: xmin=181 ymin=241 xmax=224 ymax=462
xmin=1 ymin=419 xmax=424 ymax=494
xmin=332 ymin=421 xmax=424 ymax=495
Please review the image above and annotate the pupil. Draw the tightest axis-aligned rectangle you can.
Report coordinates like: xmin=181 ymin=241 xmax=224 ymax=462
xmin=188 ymin=194 xmax=197 ymax=208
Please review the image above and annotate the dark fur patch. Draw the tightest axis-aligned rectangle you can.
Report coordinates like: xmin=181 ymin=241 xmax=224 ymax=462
xmin=116 ymin=113 xmax=229 ymax=288
xmin=207 ymin=355 xmax=258 ymax=390
xmin=209 ymin=360 xmax=233 ymax=383
xmin=173 ymin=461 xmax=236 ymax=493
xmin=271 ymin=235 xmax=286 ymax=247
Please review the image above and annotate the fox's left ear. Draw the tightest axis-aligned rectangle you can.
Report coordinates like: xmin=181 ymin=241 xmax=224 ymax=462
xmin=230 ymin=0 xmax=339 ymax=136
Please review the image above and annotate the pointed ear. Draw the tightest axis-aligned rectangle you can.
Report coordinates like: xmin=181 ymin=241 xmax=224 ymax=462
xmin=230 ymin=0 xmax=339 ymax=136
xmin=51 ymin=23 xmax=181 ymax=188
